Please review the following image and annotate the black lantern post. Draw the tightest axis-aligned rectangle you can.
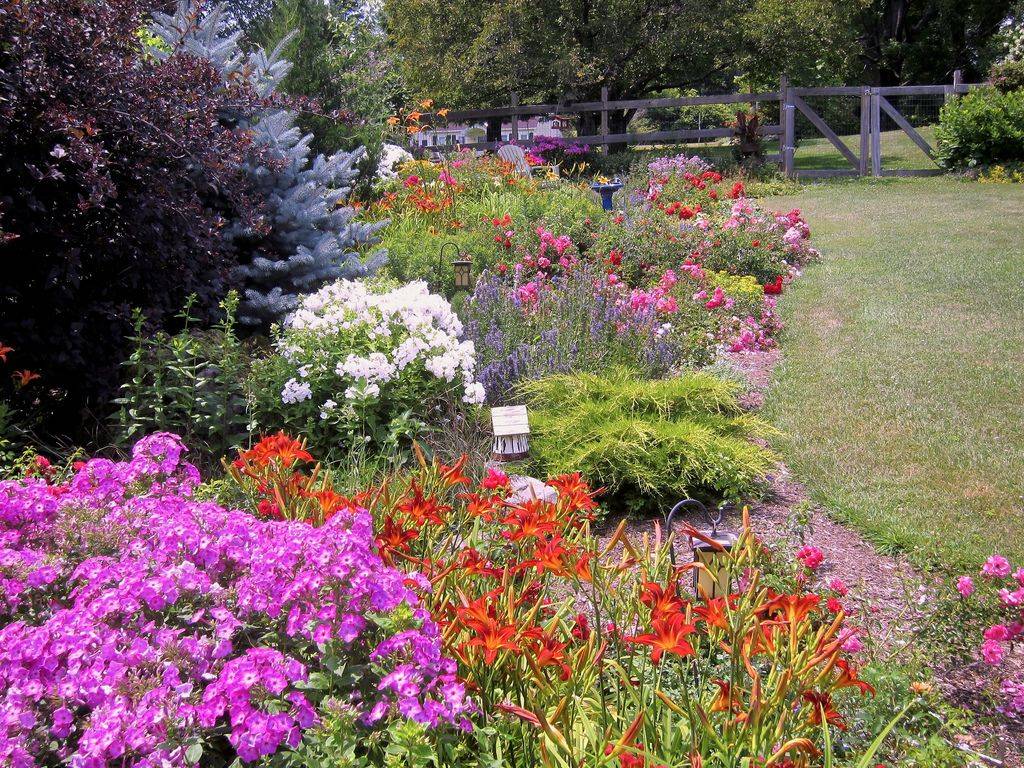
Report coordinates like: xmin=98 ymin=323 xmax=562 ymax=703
xmin=438 ymin=242 xmax=473 ymax=294
xmin=453 ymin=257 xmax=473 ymax=291
xmin=665 ymin=498 xmax=738 ymax=600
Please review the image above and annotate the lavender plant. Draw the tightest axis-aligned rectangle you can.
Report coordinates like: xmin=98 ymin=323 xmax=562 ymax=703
xmin=464 ymin=262 xmax=715 ymax=403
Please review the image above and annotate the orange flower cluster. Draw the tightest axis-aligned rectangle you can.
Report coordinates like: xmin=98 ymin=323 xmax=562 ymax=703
xmin=227 ymin=433 xmax=366 ymax=524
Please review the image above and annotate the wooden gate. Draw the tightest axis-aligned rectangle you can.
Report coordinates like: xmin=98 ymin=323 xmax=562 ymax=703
xmin=780 ymin=74 xmax=971 ymax=179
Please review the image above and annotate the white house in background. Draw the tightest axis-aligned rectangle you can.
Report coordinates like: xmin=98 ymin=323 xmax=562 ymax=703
xmin=413 ymin=116 xmax=570 ymax=148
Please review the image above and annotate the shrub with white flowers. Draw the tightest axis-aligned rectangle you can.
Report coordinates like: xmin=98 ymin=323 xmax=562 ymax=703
xmin=250 ymin=279 xmax=485 ymax=455
xmin=376 ymin=143 xmax=415 ymax=182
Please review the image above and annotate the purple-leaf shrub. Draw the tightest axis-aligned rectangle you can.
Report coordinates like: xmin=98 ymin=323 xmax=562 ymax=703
xmin=0 ymin=433 xmax=470 ymax=766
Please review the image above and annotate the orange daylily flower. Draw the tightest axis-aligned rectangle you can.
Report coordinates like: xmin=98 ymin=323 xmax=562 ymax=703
xmin=437 ymin=455 xmax=471 ymax=488
xmin=406 ymin=110 xmax=423 ymax=122
xmin=573 ymin=551 xmax=593 ymax=582
xmin=693 ymin=597 xmax=730 ymax=631
xmin=458 ymin=492 xmax=501 ymax=521
xmin=0 ymin=344 xmax=12 ymax=363
xmin=833 ymin=659 xmax=875 ymax=696
xmin=457 ymin=547 xmax=501 ymax=578
xmin=12 ymin=369 xmax=40 ymax=387
xmin=628 ymin=612 xmax=697 ymax=664
xmin=418 ymin=99 xmax=434 ymax=109
xmin=709 ymin=678 xmax=741 ymax=714
xmin=530 ymin=630 xmax=571 ymax=680
xmin=456 ymin=589 xmax=501 ymax=626
xmin=640 ymin=582 xmax=685 ymax=620
xmin=501 ymin=500 xmax=560 ymax=541
xmin=376 ymin=515 xmax=419 ymax=554
xmin=463 ymin=616 xmax=520 ymax=664
xmin=521 ymin=535 xmax=571 ymax=576
xmin=437 ymin=108 xmax=450 ymax=117
xmin=398 ymin=481 xmax=450 ymax=526
xmin=760 ymin=593 xmax=820 ymax=626
xmin=803 ymin=690 xmax=846 ymax=730
xmin=235 ymin=432 xmax=312 ymax=469
xmin=387 ymin=116 xmax=400 ymax=126
xmin=303 ymin=487 xmax=351 ymax=519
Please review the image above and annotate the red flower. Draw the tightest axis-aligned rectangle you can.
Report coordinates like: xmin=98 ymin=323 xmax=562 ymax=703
xmin=803 ymin=690 xmax=846 ymax=730
xmin=571 ymin=613 xmax=591 ymax=641
xmin=628 ymin=613 xmax=696 ymax=663
xmin=438 ymin=455 xmax=471 ymax=488
xmin=398 ymin=481 xmax=450 ymax=526
xmin=501 ymin=500 xmax=560 ymax=541
xmin=834 ymin=659 xmax=875 ymax=695
xmin=759 ymin=593 xmax=820 ymax=626
xmin=531 ymin=631 xmax=572 ymax=680
xmin=0 ymin=343 xmax=12 ymax=363
xmin=257 ymin=498 xmax=282 ymax=520
xmin=728 ymin=181 xmax=745 ymax=199
xmin=763 ymin=275 xmax=784 ymax=295
xmin=521 ymin=535 xmax=571 ymax=576
xmin=236 ymin=432 xmax=313 ymax=469
xmin=457 ymin=547 xmax=501 ymax=578
xmin=640 ymin=582 xmax=684 ymax=620
xmin=463 ymin=618 xmax=520 ymax=664
xmin=481 ymin=466 xmax=510 ymax=490
xmin=12 ymin=369 xmax=40 ymax=387
xmin=693 ymin=597 xmax=730 ymax=631
xmin=377 ymin=515 xmax=419 ymax=554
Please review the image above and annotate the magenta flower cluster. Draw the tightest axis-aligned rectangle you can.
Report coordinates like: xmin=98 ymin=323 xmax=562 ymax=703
xmin=0 ymin=433 xmax=471 ymax=766
xmin=955 ymin=553 xmax=1024 ymax=717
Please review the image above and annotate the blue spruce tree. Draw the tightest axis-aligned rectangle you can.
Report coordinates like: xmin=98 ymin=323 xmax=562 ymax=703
xmin=150 ymin=2 xmax=387 ymax=326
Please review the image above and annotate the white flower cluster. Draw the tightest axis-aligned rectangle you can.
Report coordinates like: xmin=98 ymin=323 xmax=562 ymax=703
xmin=285 ymin=279 xmax=486 ymax=406
xmin=375 ymin=143 xmax=415 ymax=181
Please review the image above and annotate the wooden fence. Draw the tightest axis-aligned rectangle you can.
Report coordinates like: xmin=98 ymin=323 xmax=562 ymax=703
xmin=431 ymin=71 xmax=981 ymax=178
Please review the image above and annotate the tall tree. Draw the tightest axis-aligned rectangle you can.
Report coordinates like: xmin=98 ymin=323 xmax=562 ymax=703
xmin=855 ymin=0 xmax=1015 ymax=84
xmin=243 ymin=0 xmax=402 ymax=174
xmin=0 ymin=0 xmax=265 ymax=434
xmin=151 ymin=1 xmax=387 ymax=327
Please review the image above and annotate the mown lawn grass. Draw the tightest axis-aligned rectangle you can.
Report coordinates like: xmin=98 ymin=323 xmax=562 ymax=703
xmin=792 ymin=126 xmax=939 ymax=171
xmin=763 ymin=177 xmax=1024 ymax=572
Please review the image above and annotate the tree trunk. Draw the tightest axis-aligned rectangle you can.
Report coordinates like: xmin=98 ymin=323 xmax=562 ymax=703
xmin=486 ymin=117 xmax=502 ymax=143
xmin=607 ymin=109 xmax=634 ymax=154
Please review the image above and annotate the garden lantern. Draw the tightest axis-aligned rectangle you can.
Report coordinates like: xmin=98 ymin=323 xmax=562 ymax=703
xmin=453 ymin=257 xmax=473 ymax=291
xmin=665 ymin=498 xmax=737 ymax=600
xmin=490 ymin=405 xmax=530 ymax=461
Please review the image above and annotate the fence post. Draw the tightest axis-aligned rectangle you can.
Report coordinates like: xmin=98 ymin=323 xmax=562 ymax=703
xmin=859 ymin=86 xmax=870 ymax=176
xmin=953 ymin=69 xmax=963 ymax=94
xmin=510 ymin=92 xmax=519 ymax=143
xmin=870 ymin=88 xmax=882 ymax=177
xmin=780 ymin=75 xmax=795 ymax=179
xmin=600 ymin=86 xmax=610 ymax=155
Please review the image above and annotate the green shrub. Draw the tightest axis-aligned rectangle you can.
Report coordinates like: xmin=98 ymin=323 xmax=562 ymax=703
xmin=706 ymin=270 xmax=765 ymax=318
xmin=113 ymin=293 xmax=252 ymax=464
xmin=520 ymin=367 xmax=776 ymax=515
xmin=990 ymin=59 xmax=1024 ymax=94
xmin=936 ymin=87 xmax=1024 ymax=168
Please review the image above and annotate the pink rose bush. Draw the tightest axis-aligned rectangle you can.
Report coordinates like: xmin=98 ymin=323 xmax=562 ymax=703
xmin=954 ymin=552 xmax=1024 ymax=717
xmin=0 ymin=433 xmax=470 ymax=766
